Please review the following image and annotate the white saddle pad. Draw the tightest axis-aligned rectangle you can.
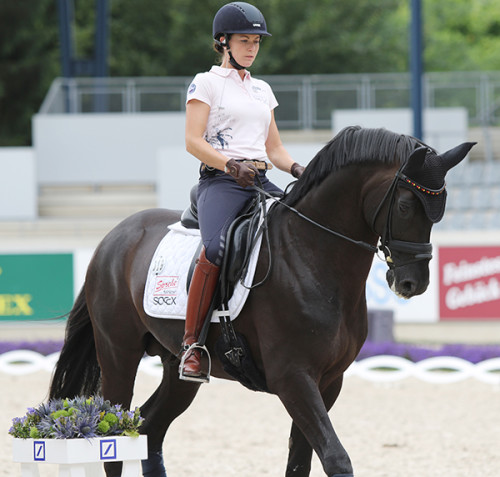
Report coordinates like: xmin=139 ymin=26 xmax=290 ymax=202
xmin=143 ymin=220 xmax=263 ymax=321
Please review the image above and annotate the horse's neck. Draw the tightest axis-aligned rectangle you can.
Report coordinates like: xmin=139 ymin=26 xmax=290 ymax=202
xmin=275 ymin=168 xmax=379 ymax=288
xmin=298 ymin=168 xmax=377 ymax=244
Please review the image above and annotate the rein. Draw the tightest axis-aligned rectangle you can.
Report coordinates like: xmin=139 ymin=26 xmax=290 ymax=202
xmin=253 ymin=165 xmax=434 ymax=269
xmin=255 ymin=185 xmax=378 ymax=254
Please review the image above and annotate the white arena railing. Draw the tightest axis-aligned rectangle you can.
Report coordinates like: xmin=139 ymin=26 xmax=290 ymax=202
xmin=1 ymin=351 xmax=500 ymax=385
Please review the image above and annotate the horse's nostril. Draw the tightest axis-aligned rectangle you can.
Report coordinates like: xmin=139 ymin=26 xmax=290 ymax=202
xmin=401 ymin=279 xmax=417 ymax=295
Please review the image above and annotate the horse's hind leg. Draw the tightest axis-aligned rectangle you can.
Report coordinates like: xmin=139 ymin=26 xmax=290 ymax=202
xmin=139 ymin=353 xmax=202 ymax=477
xmin=93 ymin=333 xmax=145 ymax=477
xmin=286 ymin=422 xmax=314 ymax=476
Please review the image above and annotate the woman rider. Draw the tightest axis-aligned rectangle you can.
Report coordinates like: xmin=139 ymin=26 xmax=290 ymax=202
xmin=180 ymin=1 xmax=305 ymax=382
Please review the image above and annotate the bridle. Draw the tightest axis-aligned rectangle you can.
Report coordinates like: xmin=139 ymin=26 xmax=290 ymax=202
xmin=254 ymin=163 xmax=436 ymax=269
xmin=370 ymin=163 xmax=435 ymax=268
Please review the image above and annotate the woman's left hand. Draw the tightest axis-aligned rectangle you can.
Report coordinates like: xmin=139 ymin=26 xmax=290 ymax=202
xmin=291 ymin=162 xmax=305 ymax=178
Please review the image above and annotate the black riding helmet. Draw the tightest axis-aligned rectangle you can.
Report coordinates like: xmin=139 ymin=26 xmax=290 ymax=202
xmin=213 ymin=2 xmax=271 ymax=70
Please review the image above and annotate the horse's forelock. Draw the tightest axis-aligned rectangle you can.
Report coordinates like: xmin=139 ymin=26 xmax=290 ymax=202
xmin=282 ymin=126 xmax=423 ymax=206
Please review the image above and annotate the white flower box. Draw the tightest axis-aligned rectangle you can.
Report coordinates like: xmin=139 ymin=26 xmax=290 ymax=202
xmin=12 ymin=435 xmax=147 ymax=477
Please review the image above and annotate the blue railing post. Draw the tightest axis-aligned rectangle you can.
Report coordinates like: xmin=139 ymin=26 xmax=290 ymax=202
xmin=410 ymin=0 xmax=423 ymax=139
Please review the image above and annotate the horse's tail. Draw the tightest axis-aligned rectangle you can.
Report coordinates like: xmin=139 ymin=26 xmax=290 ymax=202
xmin=49 ymin=287 xmax=101 ymax=400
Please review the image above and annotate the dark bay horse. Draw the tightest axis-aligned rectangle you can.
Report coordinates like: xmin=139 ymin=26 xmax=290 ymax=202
xmin=49 ymin=126 xmax=474 ymax=477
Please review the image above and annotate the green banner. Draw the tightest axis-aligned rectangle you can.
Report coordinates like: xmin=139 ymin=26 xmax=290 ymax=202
xmin=0 ymin=254 xmax=74 ymax=321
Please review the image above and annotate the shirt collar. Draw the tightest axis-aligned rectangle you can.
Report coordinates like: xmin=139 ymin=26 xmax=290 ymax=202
xmin=210 ymin=65 xmax=251 ymax=81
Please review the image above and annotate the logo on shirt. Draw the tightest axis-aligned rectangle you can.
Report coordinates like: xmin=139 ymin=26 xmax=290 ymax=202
xmin=188 ymin=83 xmax=196 ymax=94
xmin=251 ymin=85 xmax=267 ymax=104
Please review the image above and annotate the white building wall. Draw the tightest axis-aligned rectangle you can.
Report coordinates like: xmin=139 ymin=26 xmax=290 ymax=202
xmin=33 ymin=112 xmax=186 ymax=184
xmin=0 ymin=147 xmax=37 ymax=220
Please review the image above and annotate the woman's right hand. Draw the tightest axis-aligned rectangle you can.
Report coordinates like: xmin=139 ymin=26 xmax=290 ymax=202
xmin=225 ymin=159 xmax=258 ymax=188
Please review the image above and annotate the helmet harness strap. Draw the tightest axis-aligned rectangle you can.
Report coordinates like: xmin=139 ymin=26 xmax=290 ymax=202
xmin=218 ymin=34 xmax=245 ymax=70
xmin=228 ymin=50 xmax=245 ymax=70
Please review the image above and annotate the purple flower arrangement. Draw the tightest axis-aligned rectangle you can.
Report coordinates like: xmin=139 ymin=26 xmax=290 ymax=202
xmin=9 ymin=395 xmax=144 ymax=440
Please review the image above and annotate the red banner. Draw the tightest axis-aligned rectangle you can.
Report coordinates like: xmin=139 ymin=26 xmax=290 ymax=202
xmin=439 ymin=246 xmax=500 ymax=320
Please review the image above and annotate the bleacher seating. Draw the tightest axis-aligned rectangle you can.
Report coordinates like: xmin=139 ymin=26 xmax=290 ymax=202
xmin=0 ymin=184 xmax=158 ymax=249
xmin=436 ymin=161 xmax=500 ymax=230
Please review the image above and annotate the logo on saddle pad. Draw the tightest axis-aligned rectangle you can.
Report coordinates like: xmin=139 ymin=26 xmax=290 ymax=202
xmin=144 ymin=220 xmax=268 ymax=320
xmin=153 ymin=276 xmax=180 ymax=306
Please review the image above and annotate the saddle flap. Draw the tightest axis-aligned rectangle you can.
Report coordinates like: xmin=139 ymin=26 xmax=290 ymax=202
xmin=221 ymin=208 xmax=263 ymax=301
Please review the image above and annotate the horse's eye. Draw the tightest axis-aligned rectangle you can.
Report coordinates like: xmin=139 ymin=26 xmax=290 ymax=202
xmin=398 ymin=201 xmax=410 ymax=215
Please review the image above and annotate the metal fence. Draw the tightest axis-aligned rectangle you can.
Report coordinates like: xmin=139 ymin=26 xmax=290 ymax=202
xmin=40 ymin=71 xmax=500 ymax=130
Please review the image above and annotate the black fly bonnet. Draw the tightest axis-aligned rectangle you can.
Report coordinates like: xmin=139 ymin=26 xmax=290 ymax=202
xmin=397 ymin=142 xmax=475 ymax=223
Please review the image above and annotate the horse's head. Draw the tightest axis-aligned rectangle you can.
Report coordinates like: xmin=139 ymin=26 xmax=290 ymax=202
xmin=281 ymin=127 xmax=475 ymax=300
xmin=373 ymin=141 xmax=475 ymax=299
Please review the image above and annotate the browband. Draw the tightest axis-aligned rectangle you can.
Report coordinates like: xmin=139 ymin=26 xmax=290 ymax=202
xmin=396 ymin=171 xmax=446 ymax=196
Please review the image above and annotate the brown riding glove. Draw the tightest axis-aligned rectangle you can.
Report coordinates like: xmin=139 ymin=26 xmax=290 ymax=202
xmin=291 ymin=162 xmax=305 ymax=178
xmin=225 ymin=159 xmax=258 ymax=188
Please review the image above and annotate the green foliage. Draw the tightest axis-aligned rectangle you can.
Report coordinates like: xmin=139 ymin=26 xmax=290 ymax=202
xmin=97 ymin=420 xmax=110 ymax=434
xmin=257 ymin=0 xmax=409 ymax=75
xmin=0 ymin=0 xmax=59 ymax=145
xmin=2 ymin=0 xmax=500 ymax=145
xmin=424 ymin=0 xmax=500 ymax=71
xmin=103 ymin=412 xmax=119 ymax=425
xmin=73 ymin=0 xmax=97 ymax=58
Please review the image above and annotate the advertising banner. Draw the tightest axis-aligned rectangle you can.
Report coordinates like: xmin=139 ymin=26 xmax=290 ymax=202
xmin=0 ymin=254 xmax=74 ymax=321
xmin=439 ymin=246 xmax=500 ymax=320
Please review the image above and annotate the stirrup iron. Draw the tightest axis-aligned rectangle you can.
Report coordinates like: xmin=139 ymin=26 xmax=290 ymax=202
xmin=179 ymin=343 xmax=211 ymax=383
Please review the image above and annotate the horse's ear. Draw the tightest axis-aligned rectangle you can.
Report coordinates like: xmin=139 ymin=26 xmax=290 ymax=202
xmin=402 ymin=146 xmax=427 ymax=175
xmin=441 ymin=142 xmax=477 ymax=172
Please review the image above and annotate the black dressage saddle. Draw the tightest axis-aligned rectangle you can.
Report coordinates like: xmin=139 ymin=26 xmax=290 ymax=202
xmin=181 ymin=184 xmax=274 ymax=302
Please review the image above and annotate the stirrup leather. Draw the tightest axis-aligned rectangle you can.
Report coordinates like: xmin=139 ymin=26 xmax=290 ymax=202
xmin=179 ymin=343 xmax=211 ymax=383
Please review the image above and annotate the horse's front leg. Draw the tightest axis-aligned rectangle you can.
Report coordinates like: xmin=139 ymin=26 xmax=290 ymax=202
xmin=285 ymin=376 xmax=345 ymax=477
xmin=272 ymin=373 xmax=353 ymax=477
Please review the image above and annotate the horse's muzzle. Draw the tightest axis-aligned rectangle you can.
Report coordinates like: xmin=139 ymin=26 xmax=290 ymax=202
xmin=386 ymin=267 xmax=430 ymax=299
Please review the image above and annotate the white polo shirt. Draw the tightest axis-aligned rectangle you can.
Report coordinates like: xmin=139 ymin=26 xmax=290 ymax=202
xmin=186 ymin=65 xmax=278 ymax=161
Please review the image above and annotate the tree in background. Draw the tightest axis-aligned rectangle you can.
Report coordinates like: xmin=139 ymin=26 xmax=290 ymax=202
xmin=257 ymin=0 xmax=408 ymax=74
xmin=2 ymin=0 xmax=500 ymax=145
xmin=425 ymin=0 xmax=500 ymax=71
xmin=0 ymin=0 xmax=59 ymax=145
xmin=108 ymin=0 xmax=409 ymax=76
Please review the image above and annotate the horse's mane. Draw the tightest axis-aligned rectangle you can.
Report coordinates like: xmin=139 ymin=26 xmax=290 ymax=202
xmin=282 ymin=126 xmax=425 ymax=206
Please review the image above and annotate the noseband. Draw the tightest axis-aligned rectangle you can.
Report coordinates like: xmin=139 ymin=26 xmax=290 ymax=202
xmin=371 ymin=164 xmax=434 ymax=268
